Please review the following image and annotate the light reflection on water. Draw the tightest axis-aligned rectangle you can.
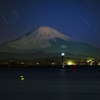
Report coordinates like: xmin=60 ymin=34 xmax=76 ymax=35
xmin=0 ymin=68 xmax=100 ymax=100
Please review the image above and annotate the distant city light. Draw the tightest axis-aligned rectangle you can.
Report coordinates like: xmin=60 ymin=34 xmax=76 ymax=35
xmin=31 ymin=63 xmax=33 ymax=65
xmin=98 ymin=62 xmax=100 ymax=65
xmin=67 ymin=62 xmax=73 ymax=65
xmin=21 ymin=62 xmax=24 ymax=64
xmin=87 ymin=59 xmax=94 ymax=65
xmin=87 ymin=60 xmax=92 ymax=63
xmin=52 ymin=62 xmax=54 ymax=65
xmin=36 ymin=63 xmax=39 ymax=65
xmin=74 ymin=63 xmax=76 ymax=66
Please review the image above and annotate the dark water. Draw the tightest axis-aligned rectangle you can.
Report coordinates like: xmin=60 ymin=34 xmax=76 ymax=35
xmin=0 ymin=67 xmax=100 ymax=100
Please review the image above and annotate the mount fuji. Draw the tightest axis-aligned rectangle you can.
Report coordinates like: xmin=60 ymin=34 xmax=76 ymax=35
xmin=0 ymin=26 xmax=100 ymax=59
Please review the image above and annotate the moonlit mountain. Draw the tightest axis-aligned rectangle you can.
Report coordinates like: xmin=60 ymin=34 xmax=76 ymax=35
xmin=0 ymin=26 xmax=100 ymax=59
xmin=7 ymin=26 xmax=72 ymax=50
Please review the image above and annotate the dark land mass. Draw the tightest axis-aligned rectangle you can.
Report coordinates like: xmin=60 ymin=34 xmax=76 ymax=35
xmin=0 ymin=51 xmax=99 ymax=63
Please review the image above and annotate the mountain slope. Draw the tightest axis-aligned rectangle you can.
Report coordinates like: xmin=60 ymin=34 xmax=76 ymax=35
xmin=6 ymin=26 xmax=72 ymax=50
xmin=0 ymin=26 xmax=100 ymax=58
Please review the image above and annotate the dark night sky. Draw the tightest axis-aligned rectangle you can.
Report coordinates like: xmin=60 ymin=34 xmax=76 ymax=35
xmin=0 ymin=0 xmax=100 ymax=48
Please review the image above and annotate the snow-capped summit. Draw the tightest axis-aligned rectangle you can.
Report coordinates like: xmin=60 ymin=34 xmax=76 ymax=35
xmin=7 ymin=26 xmax=72 ymax=50
xmin=29 ymin=26 xmax=70 ymax=41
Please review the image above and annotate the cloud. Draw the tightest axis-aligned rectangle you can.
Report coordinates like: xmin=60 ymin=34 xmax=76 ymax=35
xmin=61 ymin=45 xmax=67 ymax=48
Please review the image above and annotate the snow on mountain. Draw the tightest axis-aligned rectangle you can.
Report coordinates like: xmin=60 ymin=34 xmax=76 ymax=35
xmin=0 ymin=26 xmax=100 ymax=58
xmin=7 ymin=26 xmax=72 ymax=50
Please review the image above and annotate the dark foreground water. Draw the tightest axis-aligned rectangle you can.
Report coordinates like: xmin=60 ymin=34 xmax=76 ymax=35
xmin=0 ymin=67 xmax=100 ymax=100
